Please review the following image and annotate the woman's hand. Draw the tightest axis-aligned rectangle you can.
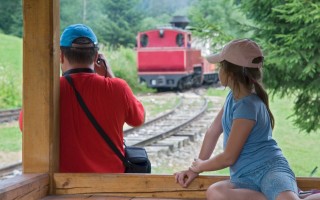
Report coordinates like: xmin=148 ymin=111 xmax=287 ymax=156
xmin=189 ymin=158 xmax=205 ymax=173
xmin=174 ymin=169 xmax=199 ymax=188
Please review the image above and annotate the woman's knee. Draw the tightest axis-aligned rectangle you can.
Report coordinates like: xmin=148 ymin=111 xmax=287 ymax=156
xmin=276 ymin=191 xmax=299 ymax=200
xmin=206 ymin=182 xmax=227 ymax=200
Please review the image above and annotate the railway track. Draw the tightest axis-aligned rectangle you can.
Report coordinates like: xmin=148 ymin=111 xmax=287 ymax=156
xmin=124 ymin=92 xmax=207 ymax=147
xmin=0 ymin=91 xmax=223 ymax=179
xmin=0 ymin=108 xmax=21 ymax=124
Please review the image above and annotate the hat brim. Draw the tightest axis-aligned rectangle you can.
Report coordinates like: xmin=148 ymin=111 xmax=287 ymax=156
xmin=206 ymin=53 xmax=223 ymax=64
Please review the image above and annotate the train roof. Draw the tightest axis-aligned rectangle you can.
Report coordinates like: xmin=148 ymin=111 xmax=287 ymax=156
xmin=138 ymin=25 xmax=191 ymax=34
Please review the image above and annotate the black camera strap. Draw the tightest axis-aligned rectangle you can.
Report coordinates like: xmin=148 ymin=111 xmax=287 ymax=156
xmin=64 ymin=74 xmax=131 ymax=167
xmin=62 ymin=68 xmax=95 ymax=76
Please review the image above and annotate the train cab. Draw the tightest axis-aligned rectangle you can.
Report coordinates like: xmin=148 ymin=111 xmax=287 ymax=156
xmin=136 ymin=16 xmax=218 ymax=90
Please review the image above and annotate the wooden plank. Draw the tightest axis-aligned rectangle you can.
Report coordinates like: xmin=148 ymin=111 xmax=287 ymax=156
xmin=22 ymin=0 xmax=60 ymax=177
xmin=54 ymin=174 xmax=320 ymax=198
xmin=54 ymin=173 xmax=227 ymax=198
xmin=0 ymin=174 xmax=49 ymax=200
xmin=297 ymin=177 xmax=320 ymax=191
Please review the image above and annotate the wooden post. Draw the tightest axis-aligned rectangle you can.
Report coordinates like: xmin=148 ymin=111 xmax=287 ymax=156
xmin=22 ymin=0 xmax=60 ymax=193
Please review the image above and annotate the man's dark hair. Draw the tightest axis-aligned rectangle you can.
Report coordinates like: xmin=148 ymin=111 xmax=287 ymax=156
xmin=60 ymin=37 xmax=98 ymax=65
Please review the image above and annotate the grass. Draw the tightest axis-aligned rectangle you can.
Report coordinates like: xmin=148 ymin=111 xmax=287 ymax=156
xmin=0 ymin=124 xmax=22 ymax=152
xmin=271 ymin=96 xmax=320 ymax=177
xmin=0 ymin=33 xmax=22 ymax=72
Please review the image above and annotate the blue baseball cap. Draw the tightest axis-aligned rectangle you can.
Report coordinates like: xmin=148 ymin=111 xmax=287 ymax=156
xmin=60 ymin=24 xmax=98 ymax=47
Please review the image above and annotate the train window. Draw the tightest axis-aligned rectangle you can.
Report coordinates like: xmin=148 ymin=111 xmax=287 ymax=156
xmin=159 ymin=29 xmax=165 ymax=38
xmin=176 ymin=33 xmax=184 ymax=47
xmin=140 ymin=34 xmax=148 ymax=47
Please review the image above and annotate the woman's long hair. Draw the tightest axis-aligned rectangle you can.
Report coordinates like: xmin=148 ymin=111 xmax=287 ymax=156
xmin=221 ymin=60 xmax=275 ymax=129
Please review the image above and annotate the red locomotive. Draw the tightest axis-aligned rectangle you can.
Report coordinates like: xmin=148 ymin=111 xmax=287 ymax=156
xmin=136 ymin=16 xmax=219 ymax=91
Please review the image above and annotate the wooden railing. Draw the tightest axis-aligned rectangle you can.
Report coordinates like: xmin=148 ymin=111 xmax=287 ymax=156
xmin=1 ymin=173 xmax=319 ymax=199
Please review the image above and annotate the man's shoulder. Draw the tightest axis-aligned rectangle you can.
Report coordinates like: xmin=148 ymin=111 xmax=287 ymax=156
xmin=107 ymin=77 xmax=130 ymax=89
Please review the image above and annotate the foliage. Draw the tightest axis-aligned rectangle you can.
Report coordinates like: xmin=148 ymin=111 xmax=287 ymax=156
xmin=140 ymin=0 xmax=196 ymax=18
xmin=60 ymin=0 xmax=143 ymax=47
xmin=91 ymin=0 xmax=144 ymax=48
xmin=238 ymin=0 xmax=320 ymax=133
xmin=0 ymin=67 xmax=21 ymax=108
xmin=100 ymin=46 xmax=154 ymax=93
xmin=187 ymin=0 xmax=252 ymax=50
xmin=0 ymin=0 xmax=23 ymax=37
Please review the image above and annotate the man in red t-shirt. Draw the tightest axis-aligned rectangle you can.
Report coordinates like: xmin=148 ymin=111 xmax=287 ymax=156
xmin=20 ymin=24 xmax=145 ymax=173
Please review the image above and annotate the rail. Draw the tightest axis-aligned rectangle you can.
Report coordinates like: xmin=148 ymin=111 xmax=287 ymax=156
xmin=0 ymin=108 xmax=21 ymax=123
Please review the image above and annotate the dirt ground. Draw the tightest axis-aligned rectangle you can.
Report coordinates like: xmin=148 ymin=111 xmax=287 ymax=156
xmin=0 ymin=151 xmax=21 ymax=168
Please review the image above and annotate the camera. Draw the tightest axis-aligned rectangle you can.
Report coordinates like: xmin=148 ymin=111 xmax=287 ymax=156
xmin=97 ymin=57 xmax=102 ymax=64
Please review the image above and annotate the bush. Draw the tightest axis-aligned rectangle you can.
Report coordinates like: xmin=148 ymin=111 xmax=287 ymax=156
xmin=100 ymin=46 xmax=154 ymax=93
xmin=0 ymin=65 xmax=21 ymax=108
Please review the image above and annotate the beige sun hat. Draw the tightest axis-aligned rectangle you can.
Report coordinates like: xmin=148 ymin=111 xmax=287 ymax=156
xmin=206 ymin=39 xmax=264 ymax=68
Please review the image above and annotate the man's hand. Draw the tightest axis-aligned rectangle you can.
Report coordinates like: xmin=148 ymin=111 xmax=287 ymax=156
xmin=174 ymin=169 xmax=199 ymax=188
xmin=94 ymin=53 xmax=115 ymax=78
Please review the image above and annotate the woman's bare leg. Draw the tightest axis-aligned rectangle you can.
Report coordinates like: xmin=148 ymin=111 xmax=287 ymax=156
xmin=206 ymin=180 xmax=267 ymax=200
xmin=304 ymin=193 xmax=320 ymax=200
xmin=276 ymin=191 xmax=299 ymax=200
xmin=276 ymin=190 xmax=320 ymax=200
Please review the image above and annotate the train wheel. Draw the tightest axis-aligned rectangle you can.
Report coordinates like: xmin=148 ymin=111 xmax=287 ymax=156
xmin=177 ymin=80 xmax=184 ymax=91
xmin=193 ymin=76 xmax=202 ymax=87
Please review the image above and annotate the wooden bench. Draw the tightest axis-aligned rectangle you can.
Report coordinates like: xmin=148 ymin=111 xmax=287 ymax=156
xmin=1 ymin=173 xmax=319 ymax=200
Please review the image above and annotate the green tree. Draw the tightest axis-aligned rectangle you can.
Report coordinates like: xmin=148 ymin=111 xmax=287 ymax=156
xmin=187 ymin=0 xmax=252 ymax=49
xmin=60 ymin=0 xmax=85 ymax=30
xmin=60 ymin=0 xmax=145 ymax=48
xmin=0 ymin=0 xmax=22 ymax=37
xmin=238 ymin=0 xmax=320 ymax=133
xmin=90 ymin=0 xmax=144 ymax=48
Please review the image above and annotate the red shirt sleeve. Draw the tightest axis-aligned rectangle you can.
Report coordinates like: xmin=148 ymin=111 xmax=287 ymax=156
xmin=19 ymin=109 xmax=23 ymax=132
xmin=122 ymin=81 xmax=145 ymax=127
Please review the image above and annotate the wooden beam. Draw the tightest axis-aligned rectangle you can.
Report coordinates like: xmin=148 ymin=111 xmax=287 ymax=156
xmin=0 ymin=174 xmax=49 ymax=200
xmin=54 ymin=174 xmax=226 ymax=198
xmin=297 ymin=177 xmax=320 ymax=191
xmin=22 ymin=0 xmax=60 ymax=177
xmin=23 ymin=0 xmax=60 ymax=194
xmin=54 ymin=174 xmax=320 ymax=198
